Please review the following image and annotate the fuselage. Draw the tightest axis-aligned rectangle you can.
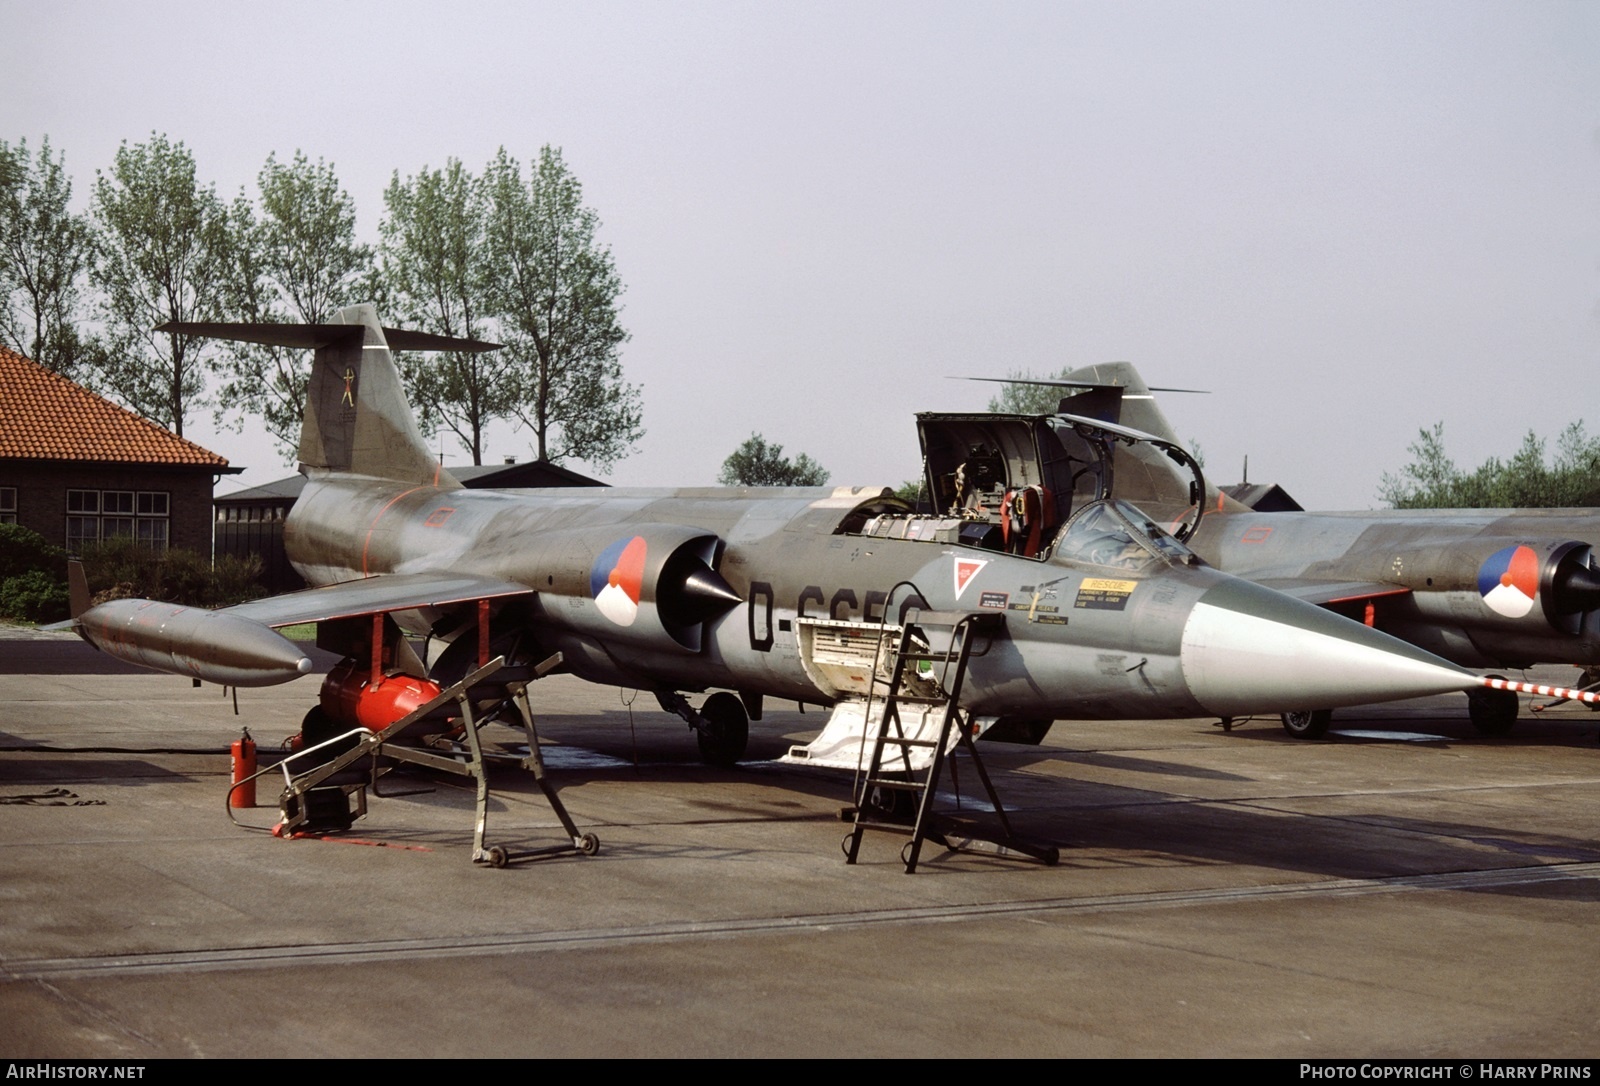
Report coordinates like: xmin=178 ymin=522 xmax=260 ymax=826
xmin=1191 ymin=507 xmax=1600 ymax=669
xmin=286 ymin=475 xmax=1480 ymax=721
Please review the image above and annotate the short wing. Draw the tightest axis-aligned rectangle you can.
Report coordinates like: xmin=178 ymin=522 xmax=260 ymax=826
xmin=224 ymin=571 xmax=534 ymax=628
xmin=70 ymin=572 xmax=533 ymax=688
xmin=1250 ymin=578 xmax=1414 ymax=609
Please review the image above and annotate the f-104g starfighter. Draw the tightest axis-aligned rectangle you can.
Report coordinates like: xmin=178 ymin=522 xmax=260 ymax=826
xmin=71 ymin=305 xmax=1530 ymax=771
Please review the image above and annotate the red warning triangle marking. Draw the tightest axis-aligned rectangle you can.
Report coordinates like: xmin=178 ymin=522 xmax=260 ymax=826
xmin=954 ymin=558 xmax=987 ymax=599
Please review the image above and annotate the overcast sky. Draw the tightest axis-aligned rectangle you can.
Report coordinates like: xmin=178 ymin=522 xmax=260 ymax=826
xmin=6 ymin=1 xmax=1598 ymax=509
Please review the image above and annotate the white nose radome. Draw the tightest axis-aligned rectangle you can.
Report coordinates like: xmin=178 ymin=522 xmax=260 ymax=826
xmin=1181 ymin=579 xmax=1478 ymax=717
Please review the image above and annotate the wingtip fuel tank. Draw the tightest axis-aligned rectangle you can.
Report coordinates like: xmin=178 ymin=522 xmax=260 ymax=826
xmin=76 ymin=599 xmax=312 ymax=688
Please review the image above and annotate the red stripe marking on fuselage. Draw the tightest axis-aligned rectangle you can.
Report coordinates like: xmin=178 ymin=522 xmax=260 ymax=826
xmin=362 ymin=486 xmax=436 ymax=576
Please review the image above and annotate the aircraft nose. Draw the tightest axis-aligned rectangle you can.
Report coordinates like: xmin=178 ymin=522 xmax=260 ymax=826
xmin=1179 ymin=578 xmax=1478 ymax=717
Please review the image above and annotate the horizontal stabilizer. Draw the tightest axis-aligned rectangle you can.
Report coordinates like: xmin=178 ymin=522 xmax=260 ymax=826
xmin=952 ymin=375 xmax=1208 ymax=394
xmin=156 ymin=322 xmax=500 ymax=353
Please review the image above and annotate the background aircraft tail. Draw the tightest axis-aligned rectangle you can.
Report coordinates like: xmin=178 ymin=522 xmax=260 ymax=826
xmin=160 ymin=304 xmax=498 ymax=487
xmin=1055 ymin=362 xmax=1251 ymax=517
xmin=1055 ymin=361 xmax=1184 ymax=442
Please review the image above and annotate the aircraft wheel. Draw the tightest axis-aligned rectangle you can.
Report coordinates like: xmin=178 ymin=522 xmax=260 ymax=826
xmin=579 ymin=833 xmax=601 ymax=856
xmin=300 ymin=704 xmax=337 ymax=745
xmin=1467 ymin=683 xmax=1518 ymax=736
xmin=487 ymin=846 xmax=509 ymax=869
xmin=1280 ymin=709 xmax=1333 ymax=739
xmin=297 ymin=705 xmax=359 ymax=764
xmin=865 ymin=782 xmax=917 ymax=823
xmin=696 ymin=691 xmax=749 ymax=766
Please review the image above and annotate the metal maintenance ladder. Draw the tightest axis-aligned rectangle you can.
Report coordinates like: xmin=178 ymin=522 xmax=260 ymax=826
xmin=842 ymin=610 xmax=1058 ymax=873
xmin=229 ymin=653 xmax=599 ymax=867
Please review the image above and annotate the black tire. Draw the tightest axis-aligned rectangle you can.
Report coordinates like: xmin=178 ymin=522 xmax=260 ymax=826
xmin=487 ymin=846 xmax=509 ymax=869
xmin=696 ymin=691 xmax=749 ymax=766
xmin=297 ymin=705 xmax=359 ymax=765
xmin=579 ymin=833 xmax=601 ymax=856
xmin=865 ymin=781 xmax=918 ymax=823
xmin=300 ymin=704 xmax=337 ymax=745
xmin=1467 ymin=683 xmax=1518 ymax=736
xmin=1280 ymin=709 xmax=1333 ymax=739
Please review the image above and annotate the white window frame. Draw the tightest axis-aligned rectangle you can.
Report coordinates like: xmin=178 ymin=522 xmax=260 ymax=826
xmin=65 ymin=489 xmax=170 ymax=553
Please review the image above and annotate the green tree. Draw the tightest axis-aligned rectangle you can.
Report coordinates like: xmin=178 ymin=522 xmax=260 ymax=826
xmin=378 ymin=158 xmax=518 ymax=465
xmin=483 ymin=146 xmax=640 ymax=471
xmin=718 ymin=433 xmax=830 ymax=486
xmin=90 ymin=134 xmax=231 ymax=437
xmin=0 ymin=137 xmax=92 ymax=377
xmin=986 ymin=367 xmax=1076 ymax=414
xmin=0 ymin=523 xmax=67 ymax=624
xmin=0 ymin=522 xmax=64 ymax=583
xmin=215 ymin=152 xmax=374 ymax=455
xmin=1379 ymin=422 xmax=1600 ymax=508
xmin=81 ymin=536 xmax=263 ymax=608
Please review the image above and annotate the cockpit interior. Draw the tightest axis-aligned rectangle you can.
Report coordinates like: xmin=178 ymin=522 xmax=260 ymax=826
xmin=839 ymin=412 xmax=1203 ymax=569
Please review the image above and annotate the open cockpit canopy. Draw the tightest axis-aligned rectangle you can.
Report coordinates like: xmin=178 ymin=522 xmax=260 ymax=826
xmin=837 ymin=411 xmax=1206 ymax=565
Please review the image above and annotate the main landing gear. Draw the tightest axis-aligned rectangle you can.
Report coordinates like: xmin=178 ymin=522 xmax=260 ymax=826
xmin=657 ymin=690 xmax=750 ymax=766
xmin=1466 ymin=682 xmax=1518 ymax=736
xmin=1279 ymin=684 xmax=1522 ymax=740
xmin=696 ymin=691 xmax=750 ymax=766
xmin=1280 ymin=709 xmax=1333 ymax=739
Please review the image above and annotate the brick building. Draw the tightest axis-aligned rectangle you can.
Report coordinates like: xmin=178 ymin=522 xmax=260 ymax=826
xmin=0 ymin=347 xmax=238 ymax=555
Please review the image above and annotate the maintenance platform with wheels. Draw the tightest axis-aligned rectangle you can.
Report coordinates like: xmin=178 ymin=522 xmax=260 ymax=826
xmin=229 ymin=651 xmax=599 ymax=868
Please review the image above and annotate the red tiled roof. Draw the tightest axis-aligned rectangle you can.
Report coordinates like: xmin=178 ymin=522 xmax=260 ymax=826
xmin=0 ymin=347 xmax=230 ymax=468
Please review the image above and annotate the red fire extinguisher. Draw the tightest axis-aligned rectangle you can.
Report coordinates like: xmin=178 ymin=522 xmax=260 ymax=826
xmin=231 ymin=727 xmax=257 ymax=809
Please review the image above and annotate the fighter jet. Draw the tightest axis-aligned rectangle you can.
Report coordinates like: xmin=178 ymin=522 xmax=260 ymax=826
xmin=1030 ymin=362 xmax=1600 ymax=737
xmin=70 ymin=307 xmax=1527 ymax=777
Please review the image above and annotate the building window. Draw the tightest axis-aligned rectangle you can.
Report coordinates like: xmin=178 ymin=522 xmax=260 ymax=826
xmin=66 ymin=489 xmax=169 ymax=553
xmin=137 ymin=518 xmax=169 ymax=549
xmin=0 ymin=487 xmax=14 ymax=525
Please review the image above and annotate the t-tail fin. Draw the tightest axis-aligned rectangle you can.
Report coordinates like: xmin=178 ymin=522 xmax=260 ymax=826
xmin=1056 ymin=362 xmax=1251 ymax=516
xmin=159 ymin=304 xmax=498 ymax=487
xmin=1055 ymin=362 xmax=1185 ymax=443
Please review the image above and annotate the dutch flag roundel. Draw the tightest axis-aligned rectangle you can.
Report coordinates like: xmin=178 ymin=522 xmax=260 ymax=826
xmin=592 ymin=535 xmax=648 ymax=627
xmin=1476 ymin=544 xmax=1540 ymax=619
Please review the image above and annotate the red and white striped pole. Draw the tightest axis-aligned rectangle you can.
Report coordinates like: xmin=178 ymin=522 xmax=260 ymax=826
xmin=1481 ymin=676 xmax=1600 ymax=706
